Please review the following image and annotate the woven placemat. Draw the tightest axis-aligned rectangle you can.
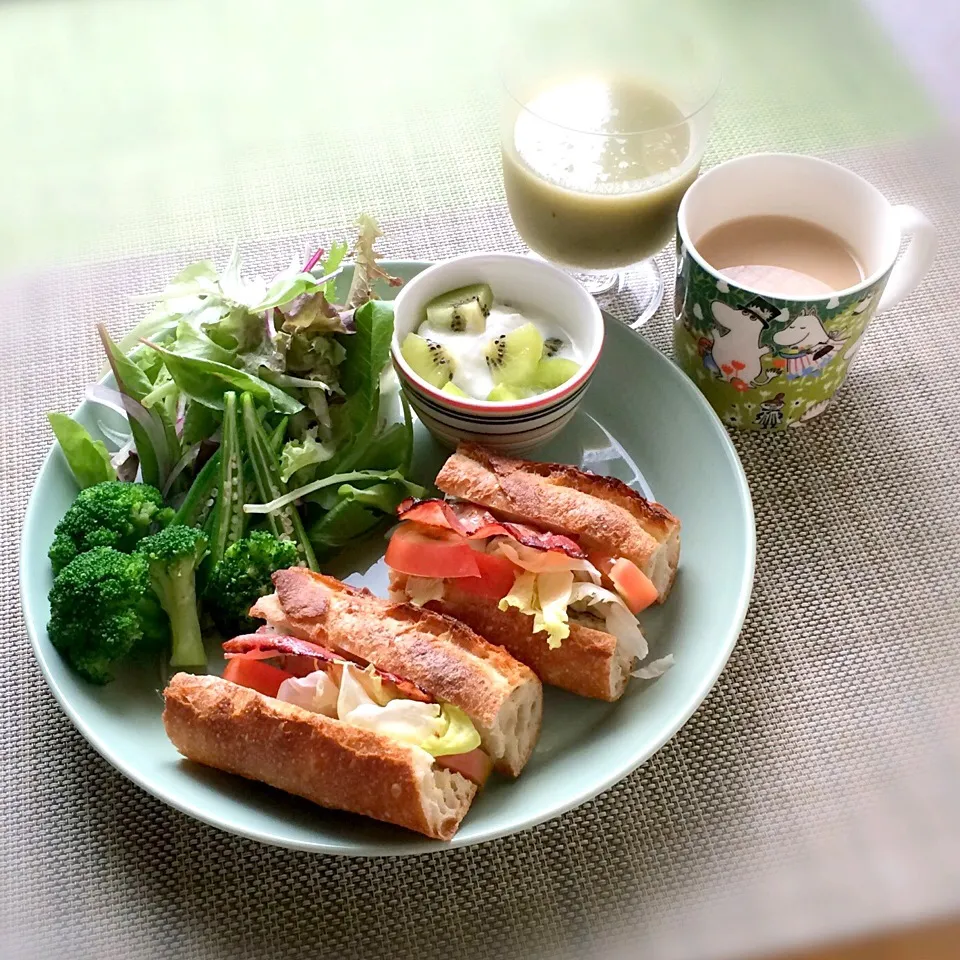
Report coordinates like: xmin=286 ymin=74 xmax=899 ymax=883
xmin=2 ymin=139 xmax=959 ymax=960
xmin=0 ymin=0 xmax=938 ymax=272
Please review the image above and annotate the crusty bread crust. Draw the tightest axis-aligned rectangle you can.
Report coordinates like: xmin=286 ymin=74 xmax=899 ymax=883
xmin=389 ymin=573 xmax=629 ymax=702
xmin=163 ymin=673 xmax=476 ymax=841
xmin=435 ymin=443 xmax=681 ymax=601
xmin=250 ymin=569 xmax=542 ymax=776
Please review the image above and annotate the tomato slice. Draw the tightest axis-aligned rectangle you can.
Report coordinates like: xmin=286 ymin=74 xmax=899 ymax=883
xmin=385 ymin=523 xmax=481 ymax=579
xmin=436 ymin=748 xmax=493 ymax=787
xmin=222 ymin=657 xmax=295 ymax=698
xmin=609 ymin=557 xmax=659 ymax=614
xmin=455 ymin=550 xmax=519 ymax=600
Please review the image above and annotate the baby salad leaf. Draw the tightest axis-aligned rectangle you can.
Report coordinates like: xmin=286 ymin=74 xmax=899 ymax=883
xmin=320 ymin=241 xmax=348 ymax=300
xmin=244 ymin=469 xmax=407 ymax=515
xmin=132 ymin=250 xmax=327 ymax=361
xmin=310 ymin=472 xmax=423 ymax=511
xmin=173 ymin=320 xmax=238 ymax=366
xmin=345 ymin=214 xmax=401 ymax=308
xmin=146 ymin=342 xmax=304 ymax=415
xmin=219 ymin=247 xmax=330 ymax=314
xmin=113 ymin=260 xmax=223 ymax=372
xmin=355 ymin=422 xmax=407 ymax=472
xmin=273 ymin=245 xmax=352 ymax=334
xmin=47 ymin=413 xmax=117 ymax=488
xmin=181 ymin=402 xmax=221 ymax=446
xmin=280 ymin=291 xmax=345 ymax=337
xmin=339 ymin=300 xmax=395 ymax=402
xmin=98 ymin=325 xmax=176 ymax=490
xmin=359 ymin=393 xmax=413 ymax=473
xmin=141 ymin=365 xmax=179 ymax=417
xmin=132 ymin=259 xmax=220 ymax=308
xmin=279 ymin=432 xmax=336 ymax=483
xmin=332 ymin=480 xmax=421 ymax=512
xmin=321 ymin=299 xmax=398 ymax=473
xmin=254 ymin=270 xmax=329 ymax=313
xmin=104 ymin=337 xmax=155 ymax=404
xmin=203 ymin=305 xmax=262 ymax=353
xmin=307 ymin=474 xmax=424 ymax=557
xmin=276 ymin=320 xmax=346 ymax=387
xmin=117 ymin=260 xmax=220 ymax=356
xmin=127 ymin=341 xmax=169 ymax=384
xmin=307 ymin=497 xmax=383 ymax=556
xmin=218 ymin=244 xmax=268 ymax=308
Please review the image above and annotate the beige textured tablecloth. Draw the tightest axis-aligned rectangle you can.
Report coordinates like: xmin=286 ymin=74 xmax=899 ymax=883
xmin=2 ymin=136 xmax=959 ymax=960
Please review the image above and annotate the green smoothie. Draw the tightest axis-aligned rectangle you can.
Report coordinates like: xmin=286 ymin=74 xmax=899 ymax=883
xmin=502 ymin=76 xmax=699 ymax=269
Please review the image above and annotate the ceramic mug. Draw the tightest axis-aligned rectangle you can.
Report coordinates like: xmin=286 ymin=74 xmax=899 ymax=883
xmin=673 ymin=153 xmax=936 ymax=430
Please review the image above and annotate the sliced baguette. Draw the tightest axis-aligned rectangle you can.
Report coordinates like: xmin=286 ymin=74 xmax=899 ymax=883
xmin=435 ymin=443 xmax=681 ymax=601
xmin=390 ymin=572 xmax=631 ymax=702
xmin=250 ymin=569 xmax=542 ymax=777
xmin=163 ymin=673 xmax=476 ymax=841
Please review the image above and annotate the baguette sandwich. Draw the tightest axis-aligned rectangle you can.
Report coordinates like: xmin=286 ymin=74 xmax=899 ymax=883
xmin=385 ymin=443 xmax=680 ymax=701
xmin=164 ymin=570 xmax=541 ymax=840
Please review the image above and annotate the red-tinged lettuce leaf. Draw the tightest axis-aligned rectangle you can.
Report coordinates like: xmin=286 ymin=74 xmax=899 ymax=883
xmin=98 ymin=324 xmax=175 ymax=490
xmin=279 ymin=290 xmax=346 ymax=336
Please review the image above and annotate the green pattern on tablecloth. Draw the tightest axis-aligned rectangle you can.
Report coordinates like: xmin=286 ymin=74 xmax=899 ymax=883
xmin=0 ymin=0 xmax=939 ymax=271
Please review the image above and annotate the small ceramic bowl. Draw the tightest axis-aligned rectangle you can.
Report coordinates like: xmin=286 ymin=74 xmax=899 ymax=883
xmin=391 ymin=253 xmax=604 ymax=453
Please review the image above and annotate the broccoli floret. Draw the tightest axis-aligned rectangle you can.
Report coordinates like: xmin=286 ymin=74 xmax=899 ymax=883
xmin=137 ymin=525 xmax=209 ymax=668
xmin=48 ymin=547 xmax=169 ymax=684
xmin=49 ymin=481 xmax=173 ymax=574
xmin=204 ymin=531 xmax=298 ymax=634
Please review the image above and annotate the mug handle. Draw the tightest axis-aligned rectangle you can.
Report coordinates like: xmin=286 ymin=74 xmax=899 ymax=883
xmin=876 ymin=204 xmax=937 ymax=313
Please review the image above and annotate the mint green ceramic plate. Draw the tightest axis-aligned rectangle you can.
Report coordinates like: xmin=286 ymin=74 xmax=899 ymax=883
xmin=20 ymin=261 xmax=754 ymax=855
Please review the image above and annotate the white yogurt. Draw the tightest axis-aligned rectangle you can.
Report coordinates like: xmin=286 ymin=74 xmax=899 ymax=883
xmin=417 ymin=302 xmax=580 ymax=400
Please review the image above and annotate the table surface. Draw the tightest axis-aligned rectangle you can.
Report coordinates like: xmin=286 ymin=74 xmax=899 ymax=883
xmin=3 ymin=3 xmax=959 ymax=960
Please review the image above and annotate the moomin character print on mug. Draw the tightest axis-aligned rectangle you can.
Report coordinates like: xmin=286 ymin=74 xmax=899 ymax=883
xmin=771 ymin=307 xmax=846 ymax=379
xmin=703 ymin=296 xmax=782 ymax=391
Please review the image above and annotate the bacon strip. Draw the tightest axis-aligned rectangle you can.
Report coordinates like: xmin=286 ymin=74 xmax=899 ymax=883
xmin=397 ymin=498 xmax=585 ymax=558
xmin=222 ymin=635 xmax=433 ymax=703
xmin=224 ymin=634 xmax=341 ymax=662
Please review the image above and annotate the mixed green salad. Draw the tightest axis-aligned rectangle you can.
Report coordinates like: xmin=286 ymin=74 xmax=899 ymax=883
xmin=46 ymin=215 xmax=424 ymax=683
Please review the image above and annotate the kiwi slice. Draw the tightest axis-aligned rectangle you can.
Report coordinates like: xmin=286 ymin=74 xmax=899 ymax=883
xmin=401 ymin=333 xmax=455 ymax=388
xmin=536 ymin=357 xmax=580 ymax=390
xmin=424 ymin=283 xmax=494 ymax=334
xmin=441 ymin=381 xmax=469 ymax=398
xmin=543 ymin=336 xmax=566 ymax=358
xmin=487 ymin=384 xmax=530 ymax=402
xmin=484 ymin=322 xmax=543 ymax=387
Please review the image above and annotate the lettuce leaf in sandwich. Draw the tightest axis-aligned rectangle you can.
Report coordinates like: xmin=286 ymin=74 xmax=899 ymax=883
xmin=281 ymin=663 xmax=483 ymax=757
xmin=404 ymin=576 xmax=445 ymax=607
xmin=499 ymin=569 xmax=574 ymax=649
xmin=568 ymin=582 xmax=649 ymax=663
